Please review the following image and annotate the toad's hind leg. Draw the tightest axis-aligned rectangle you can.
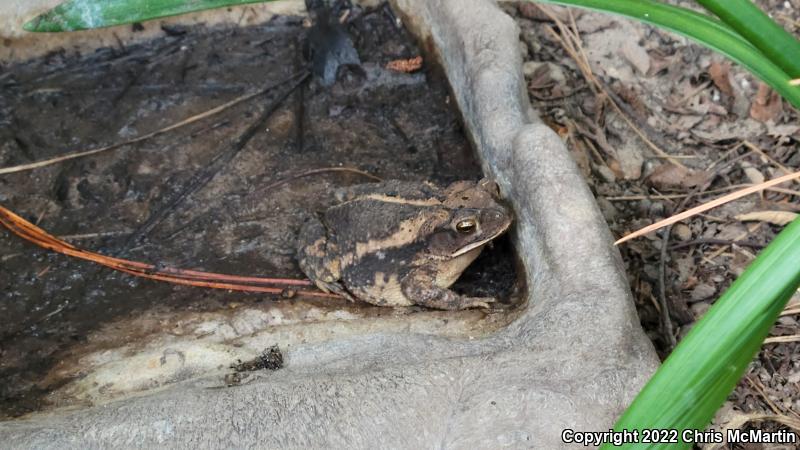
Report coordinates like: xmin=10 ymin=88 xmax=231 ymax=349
xmin=296 ymin=216 xmax=353 ymax=300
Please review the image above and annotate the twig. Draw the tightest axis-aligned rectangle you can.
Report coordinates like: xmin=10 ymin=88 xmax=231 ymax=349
xmin=669 ymin=238 xmax=766 ymax=250
xmin=658 ymin=229 xmax=677 ymax=348
xmin=605 ymin=184 xmax=800 ymax=201
xmin=256 ymin=167 xmax=382 ymax=194
xmin=60 ymin=230 xmax=132 ymax=240
xmin=780 ymin=306 xmax=800 ymax=316
xmin=764 ymin=334 xmax=800 ymax=343
xmin=0 ymin=72 xmax=308 ymax=175
xmin=744 ymin=376 xmax=784 ymax=416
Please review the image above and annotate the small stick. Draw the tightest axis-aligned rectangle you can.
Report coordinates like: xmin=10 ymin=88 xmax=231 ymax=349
xmin=256 ymin=167 xmax=382 ymax=194
xmin=744 ymin=376 xmax=784 ymax=416
xmin=605 ymin=185 xmax=800 ymax=202
xmin=669 ymin=238 xmax=766 ymax=250
xmin=764 ymin=334 xmax=800 ymax=343
xmin=657 ymin=228 xmax=677 ymax=348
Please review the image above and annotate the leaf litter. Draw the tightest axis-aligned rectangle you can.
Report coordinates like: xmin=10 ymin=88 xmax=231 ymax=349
xmin=504 ymin=0 xmax=800 ymax=439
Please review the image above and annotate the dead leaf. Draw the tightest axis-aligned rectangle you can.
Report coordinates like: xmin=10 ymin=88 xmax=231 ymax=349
xmin=766 ymin=122 xmax=800 ymax=141
xmin=690 ymin=283 xmax=716 ymax=301
xmin=672 ymin=223 xmax=692 ymax=241
xmin=750 ymin=83 xmax=783 ymax=122
xmin=645 ymin=164 xmax=707 ymax=190
xmin=735 ymin=210 xmax=798 ymax=226
xmin=740 ymin=162 xmax=765 ymax=185
xmin=708 ymin=60 xmax=734 ymax=96
xmin=386 ymin=56 xmax=423 ymax=73
xmin=646 ymin=50 xmax=675 ymax=76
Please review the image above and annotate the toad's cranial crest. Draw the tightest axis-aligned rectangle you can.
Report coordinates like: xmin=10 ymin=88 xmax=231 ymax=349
xmin=297 ymin=178 xmax=513 ymax=310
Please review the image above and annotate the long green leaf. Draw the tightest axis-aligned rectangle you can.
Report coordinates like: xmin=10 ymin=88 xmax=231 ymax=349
xmin=24 ymin=0 xmax=275 ymax=32
xmin=604 ymin=217 xmax=800 ymax=449
xmin=695 ymin=0 xmax=800 ymax=78
xmin=534 ymin=0 xmax=800 ymax=110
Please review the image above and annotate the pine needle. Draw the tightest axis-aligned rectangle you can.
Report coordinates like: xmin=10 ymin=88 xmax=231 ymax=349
xmin=615 ymin=170 xmax=800 ymax=245
xmin=0 ymin=204 xmax=338 ymax=298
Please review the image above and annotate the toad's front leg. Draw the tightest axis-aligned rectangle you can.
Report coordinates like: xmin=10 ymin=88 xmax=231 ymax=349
xmin=400 ymin=266 xmax=496 ymax=310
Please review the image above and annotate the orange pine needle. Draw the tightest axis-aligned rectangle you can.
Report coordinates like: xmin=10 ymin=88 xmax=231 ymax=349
xmin=0 ymin=204 xmax=340 ymax=298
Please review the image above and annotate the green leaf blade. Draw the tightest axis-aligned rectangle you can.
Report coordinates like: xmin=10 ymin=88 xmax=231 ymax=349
xmin=24 ymin=0 xmax=274 ymax=32
xmin=695 ymin=0 xmax=800 ymax=78
xmin=603 ymin=217 xmax=800 ymax=449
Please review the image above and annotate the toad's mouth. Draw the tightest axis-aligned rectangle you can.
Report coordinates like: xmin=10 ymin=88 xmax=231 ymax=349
xmin=450 ymin=222 xmax=511 ymax=257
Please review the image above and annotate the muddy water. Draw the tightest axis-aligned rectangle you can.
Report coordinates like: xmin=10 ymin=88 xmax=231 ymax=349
xmin=0 ymin=8 xmax=519 ymax=418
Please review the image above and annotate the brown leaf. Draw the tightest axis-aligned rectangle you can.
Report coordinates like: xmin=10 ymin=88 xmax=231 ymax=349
xmin=740 ymin=162 xmax=765 ymax=185
xmin=672 ymin=223 xmax=692 ymax=241
xmin=735 ymin=210 xmax=798 ymax=226
xmin=690 ymin=283 xmax=716 ymax=301
xmin=527 ymin=63 xmax=555 ymax=89
xmin=645 ymin=164 xmax=706 ymax=190
xmin=750 ymin=83 xmax=783 ymax=122
xmin=708 ymin=60 xmax=734 ymax=96
xmin=386 ymin=56 xmax=423 ymax=73
xmin=646 ymin=50 xmax=675 ymax=77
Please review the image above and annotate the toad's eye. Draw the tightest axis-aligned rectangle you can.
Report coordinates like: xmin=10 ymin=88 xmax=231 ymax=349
xmin=456 ymin=219 xmax=477 ymax=234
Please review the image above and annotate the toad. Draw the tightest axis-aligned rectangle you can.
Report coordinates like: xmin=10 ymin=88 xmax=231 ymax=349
xmin=296 ymin=178 xmax=512 ymax=310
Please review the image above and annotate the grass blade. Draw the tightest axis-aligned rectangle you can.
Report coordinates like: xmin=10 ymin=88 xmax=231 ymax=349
xmin=24 ymin=0 xmax=275 ymax=32
xmin=695 ymin=0 xmax=800 ymax=77
xmin=534 ymin=0 xmax=800 ymax=109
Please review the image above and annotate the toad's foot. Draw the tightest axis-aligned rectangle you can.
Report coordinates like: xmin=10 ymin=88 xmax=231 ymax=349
xmin=401 ymin=267 xmax=498 ymax=310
